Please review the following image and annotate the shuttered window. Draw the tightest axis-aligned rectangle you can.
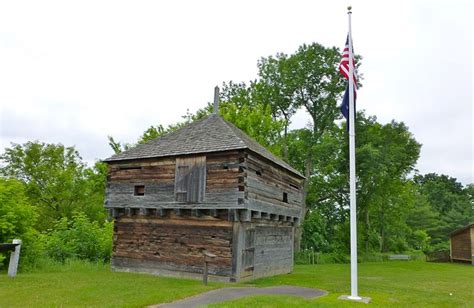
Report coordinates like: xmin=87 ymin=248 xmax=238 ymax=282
xmin=174 ymin=156 xmax=206 ymax=203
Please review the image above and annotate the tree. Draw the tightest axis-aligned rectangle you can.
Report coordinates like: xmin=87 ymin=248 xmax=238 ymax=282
xmin=0 ymin=178 xmax=38 ymax=266
xmin=414 ymin=173 xmax=473 ymax=246
xmin=349 ymin=115 xmax=421 ymax=252
xmin=0 ymin=141 xmax=106 ymax=230
xmin=0 ymin=178 xmax=37 ymax=243
xmin=138 ymin=125 xmax=167 ymax=144
xmin=255 ymin=54 xmax=298 ymax=160
xmin=299 ymin=112 xmax=422 ymax=253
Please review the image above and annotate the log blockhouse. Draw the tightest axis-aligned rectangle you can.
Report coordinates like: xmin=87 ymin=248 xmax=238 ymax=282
xmin=450 ymin=224 xmax=474 ymax=265
xmin=104 ymin=114 xmax=305 ymax=281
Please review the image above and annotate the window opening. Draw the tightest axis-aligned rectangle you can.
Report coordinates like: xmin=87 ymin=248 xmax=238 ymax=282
xmin=134 ymin=185 xmax=145 ymax=196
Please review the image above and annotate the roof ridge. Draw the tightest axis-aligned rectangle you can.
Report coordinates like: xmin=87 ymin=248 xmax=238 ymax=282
xmin=215 ymin=115 xmax=247 ymax=147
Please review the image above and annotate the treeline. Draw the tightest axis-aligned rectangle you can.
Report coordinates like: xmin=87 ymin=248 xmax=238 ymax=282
xmin=0 ymin=144 xmax=112 ymax=269
xmin=1 ymin=42 xmax=472 ymax=269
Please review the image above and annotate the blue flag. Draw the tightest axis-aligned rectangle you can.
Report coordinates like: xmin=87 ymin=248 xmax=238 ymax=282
xmin=340 ymin=84 xmax=356 ymax=131
xmin=339 ymin=34 xmax=358 ymax=132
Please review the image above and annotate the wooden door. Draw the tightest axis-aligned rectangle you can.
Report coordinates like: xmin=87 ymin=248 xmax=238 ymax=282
xmin=174 ymin=156 xmax=206 ymax=203
xmin=241 ymin=228 xmax=255 ymax=277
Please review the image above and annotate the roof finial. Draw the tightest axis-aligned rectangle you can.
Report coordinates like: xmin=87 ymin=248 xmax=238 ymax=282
xmin=213 ymin=86 xmax=220 ymax=114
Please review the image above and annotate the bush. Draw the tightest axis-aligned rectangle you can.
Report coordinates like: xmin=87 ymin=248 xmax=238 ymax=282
xmin=295 ymin=250 xmax=426 ymax=265
xmin=44 ymin=213 xmax=113 ymax=263
xmin=295 ymin=250 xmax=350 ymax=265
xmin=0 ymin=178 xmax=38 ymax=269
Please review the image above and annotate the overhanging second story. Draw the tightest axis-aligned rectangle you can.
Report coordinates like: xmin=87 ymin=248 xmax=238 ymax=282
xmin=104 ymin=114 xmax=305 ymax=223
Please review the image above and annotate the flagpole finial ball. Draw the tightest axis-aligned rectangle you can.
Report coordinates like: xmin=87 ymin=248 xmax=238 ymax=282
xmin=347 ymin=6 xmax=352 ymax=12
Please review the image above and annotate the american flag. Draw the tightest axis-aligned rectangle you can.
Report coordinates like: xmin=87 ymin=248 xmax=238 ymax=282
xmin=340 ymin=35 xmax=357 ymax=127
xmin=339 ymin=35 xmax=358 ymax=90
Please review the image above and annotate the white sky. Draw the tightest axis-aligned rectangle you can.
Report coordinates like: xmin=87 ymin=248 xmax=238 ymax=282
xmin=0 ymin=0 xmax=472 ymax=184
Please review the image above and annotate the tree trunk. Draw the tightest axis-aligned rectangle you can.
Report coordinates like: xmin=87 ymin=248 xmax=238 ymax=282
xmin=294 ymin=155 xmax=312 ymax=252
xmin=379 ymin=210 xmax=385 ymax=252
xmin=365 ymin=207 xmax=370 ymax=252
xmin=283 ymin=120 xmax=289 ymax=161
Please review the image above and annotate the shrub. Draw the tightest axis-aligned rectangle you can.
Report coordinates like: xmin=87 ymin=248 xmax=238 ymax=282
xmin=44 ymin=213 xmax=113 ymax=263
xmin=0 ymin=178 xmax=38 ymax=269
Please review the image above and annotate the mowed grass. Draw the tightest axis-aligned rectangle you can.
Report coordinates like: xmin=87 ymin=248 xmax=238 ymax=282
xmin=0 ymin=261 xmax=222 ymax=307
xmin=0 ymin=261 xmax=472 ymax=307
xmin=212 ymin=261 xmax=474 ymax=307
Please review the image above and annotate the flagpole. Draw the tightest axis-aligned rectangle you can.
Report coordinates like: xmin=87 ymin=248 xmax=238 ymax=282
xmin=347 ymin=6 xmax=361 ymax=300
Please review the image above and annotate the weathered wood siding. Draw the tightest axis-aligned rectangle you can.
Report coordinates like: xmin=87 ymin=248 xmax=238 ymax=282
xmin=175 ymin=156 xmax=206 ymax=202
xmin=472 ymin=227 xmax=474 ymax=265
xmin=112 ymin=214 xmax=234 ymax=279
xmin=231 ymin=221 xmax=294 ymax=281
xmin=244 ymin=152 xmax=304 ymax=219
xmin=450 ymin=226 xmax=473 ymax=263
xmin=105 ymin=149 xmax=303 ymax=281
xmin=253 ymin=224 xmax=294 ymax=278
xmin=105 ymin=151 xmax=245 ymax=209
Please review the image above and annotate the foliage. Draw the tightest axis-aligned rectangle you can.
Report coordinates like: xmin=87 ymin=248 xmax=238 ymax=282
xmin=43 ymin=213 xmax=113 ymax=263
xmin=413 ymin=173 xmax=473 ymax=247
xmin=220 ymin=101 xmax=285 ymax=154
xmin=300 ymin=209 xmax=329 ymax=252
xmin=0 ymin=142 xmax=110 ymax=268
xmin=138 ymin=124 xmax=167 ymax=144
xmin=1 ymin=40 xmax=472 ymax=274
xmin=105 ymin=41 xmax=470 ymax=256
xmin=295 ymin=249 xmax=426 ymax=265
xmin=0 ymin=179 xmax=37 ymax=242
xmin=0 ymin=178 xmax=38 ymax=267
xmin=0 ymin=142 xmax=107 ymax=231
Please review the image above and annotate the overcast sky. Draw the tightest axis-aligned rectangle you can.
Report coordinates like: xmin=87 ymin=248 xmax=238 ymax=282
xmin=0 ymin=0 xmax=472 ymax=184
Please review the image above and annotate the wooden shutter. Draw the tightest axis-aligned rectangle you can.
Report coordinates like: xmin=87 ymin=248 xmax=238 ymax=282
xmin=174 ymin=156 xmax=206 ymax=203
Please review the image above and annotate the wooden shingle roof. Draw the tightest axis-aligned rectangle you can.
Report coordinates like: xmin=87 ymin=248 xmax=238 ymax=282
xmin=104 ymin=114 xmax=304 ymax=178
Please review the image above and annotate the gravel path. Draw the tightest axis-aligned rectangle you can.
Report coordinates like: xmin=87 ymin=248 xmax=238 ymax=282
xmin=151 ymin=286 xmax=327 ymax=307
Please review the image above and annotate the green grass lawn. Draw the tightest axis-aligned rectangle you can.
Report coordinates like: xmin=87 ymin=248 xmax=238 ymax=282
xmin=0 ymin=261 xmax=472 ymax=307
xmin=212 ymin=261 xmax=474 ymax=307
xmin=0 ymin=261 xmax=222 ymax=307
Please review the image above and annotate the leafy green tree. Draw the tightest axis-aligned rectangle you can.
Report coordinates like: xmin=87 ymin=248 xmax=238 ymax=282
xmin=299 ymin=113 xmax=421 ymax=253
xmin=44 ymin=213 xmax=113 ymax=262
xmin=107 ymin=136 xmax=129 ymax=154
xmin=138 ymin=125 xmax=167 ymax=144
xmin=414 ymin=173 xmax=473 ymax=246
xmin=0 ymin=142 xmax=106 ymax=230
xmin=255 ymin=55 xmax=298 ymax=160
xmin=301 ymin=209 xmax=330 ymax=252
xmin=0 ymin=178 xmax=37 ymax=242
xmin=349 ymin=115 xmax=421 ymax=252
xmin=219 ymin=101 xmax=285 ymax=154
xmin=0 ymin=178 xmax=38 ymax=266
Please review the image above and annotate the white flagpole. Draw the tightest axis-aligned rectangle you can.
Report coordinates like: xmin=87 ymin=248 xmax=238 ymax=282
xmin=347 ymin=6 xmax=361 ymax=301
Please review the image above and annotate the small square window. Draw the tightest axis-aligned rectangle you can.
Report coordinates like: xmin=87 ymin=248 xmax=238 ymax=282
xmin=283 ymin=192 xmax=288 ymax=203
xmin=134 ymin=185 xmax=145 ymax=196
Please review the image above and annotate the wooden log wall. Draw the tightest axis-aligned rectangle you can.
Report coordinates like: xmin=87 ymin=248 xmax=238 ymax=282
xmin=105 ymin=150 xmax=305 ymax=281
xmin=105 ymin=151 xmax=245 ymax=210
xmin=450 ymin=227 xmax=472 ymax=262
xmin=112 ymin=215 xmax=234 ymax=278
xmin=232 ymin=221 xmax=294 ymax=281
xmin=253 ymin=224 xmax=294 ymax=278
xmin=244 ymin=152 xmax=304 ymax=219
